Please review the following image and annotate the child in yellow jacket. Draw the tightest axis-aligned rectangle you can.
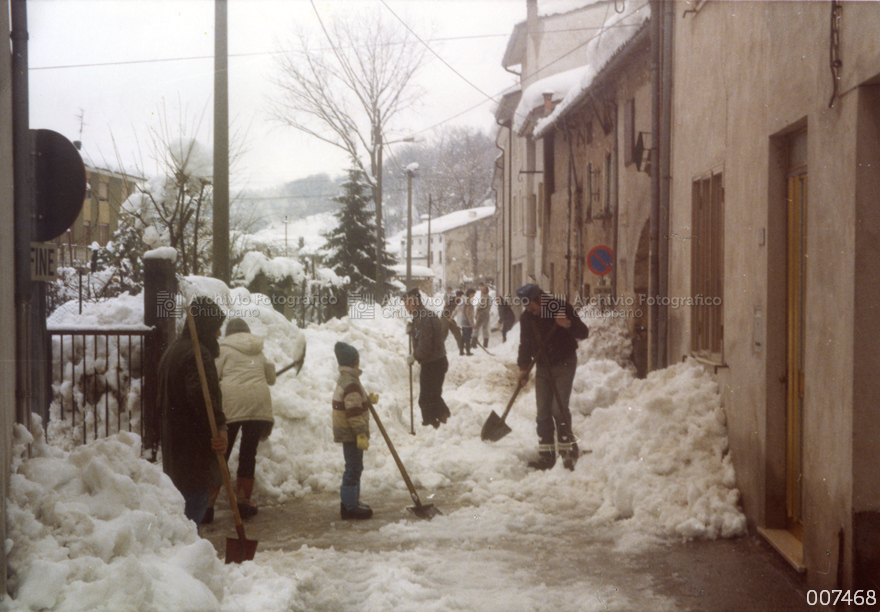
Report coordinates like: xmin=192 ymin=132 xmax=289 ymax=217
xmin=332 ymin=342 xmax=373 ymax=519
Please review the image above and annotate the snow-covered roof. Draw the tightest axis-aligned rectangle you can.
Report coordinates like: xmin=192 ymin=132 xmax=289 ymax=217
xmin=391 ymin=204 xmax=495 ymax=241
xmin=534 ymin=0 xmax=651 ymax=138
xmin=513 ymin=65 xmax=593 ymax=134
xmin=539 ymin=0 xmax=602 ymax=17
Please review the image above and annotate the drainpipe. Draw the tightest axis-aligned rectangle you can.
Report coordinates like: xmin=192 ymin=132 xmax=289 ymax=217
xmin=494 ymin=120 xmax=505 ymax=295
xmin=612 ymin=102 xmax=620 ymax=301
xmin=658 ymin=0 xmax=673 ymax=369
xmin=507 ymin=124 xmax=514 ymax=295
xmin=649 ymin=0 xmax=661 ymax=371
xmin=12 ymin=0 xmax=33 ymax=431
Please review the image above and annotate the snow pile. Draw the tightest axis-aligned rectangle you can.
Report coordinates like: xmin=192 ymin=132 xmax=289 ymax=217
xmin=236 ymin=251 xmax=308 ymax=286
xmin=583 ymin=362 xmax=746 ymax=540
xmin=5 ymin=421 xmax=299 ymax=612
xmin=47 ymin=293 xmax=148 ymax=331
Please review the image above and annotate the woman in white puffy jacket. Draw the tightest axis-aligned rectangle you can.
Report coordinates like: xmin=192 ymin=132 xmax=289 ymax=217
xmin=209 ymin=318 xmax=276 ymax=521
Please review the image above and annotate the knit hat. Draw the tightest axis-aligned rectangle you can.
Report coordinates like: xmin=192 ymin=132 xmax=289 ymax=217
xmin=225 ymin=318 xmax=251 ymax=336
xmin=188 ymin=296 xmax=226 ymax=358
xmin=334 ymin=341 xmax=359 ymax=367
xmin=515 ymin=283 xmax=543 ymax=304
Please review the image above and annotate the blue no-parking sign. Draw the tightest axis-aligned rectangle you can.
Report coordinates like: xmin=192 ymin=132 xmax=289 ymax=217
xmin=587 ymin=245 xmax=614 ymax=276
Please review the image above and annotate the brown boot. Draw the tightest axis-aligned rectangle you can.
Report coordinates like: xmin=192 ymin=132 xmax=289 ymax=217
xmin=235 ymin=478 xmax=258 ymax=519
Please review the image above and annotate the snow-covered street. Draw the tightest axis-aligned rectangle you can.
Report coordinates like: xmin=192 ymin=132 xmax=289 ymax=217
xmin=3 ymin=282 xmax=813 ymax=611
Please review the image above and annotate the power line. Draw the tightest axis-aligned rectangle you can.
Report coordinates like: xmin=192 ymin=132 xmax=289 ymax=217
xmin=29 ymin=24 xmax=638 ymax=71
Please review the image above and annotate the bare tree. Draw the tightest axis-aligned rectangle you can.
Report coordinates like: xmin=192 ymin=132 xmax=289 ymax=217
xmin=270 ymin=3 xmax=428 ymax=295
xmin=384 ymin=126 xmax=498 ymax=230
xmin=124 ymin=102 xmax=249 ymax=276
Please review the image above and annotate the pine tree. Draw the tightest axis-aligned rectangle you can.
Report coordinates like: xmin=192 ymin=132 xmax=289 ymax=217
xmin=323 ymin=167 xmax=396 ymax=296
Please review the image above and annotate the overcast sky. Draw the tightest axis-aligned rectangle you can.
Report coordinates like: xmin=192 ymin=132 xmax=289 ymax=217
xmin=27 ymin=0 xmax=526 ymax=191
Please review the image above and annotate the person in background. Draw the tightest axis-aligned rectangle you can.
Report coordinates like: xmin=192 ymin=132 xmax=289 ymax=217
xmin=515 ymin=284 xmax=589 ymax=471
xmin=458 ymin=288 xmax=476 ymax=356
xmin=404 ymin=287 xmax=452 ymax=428
xmin=450 ymin=290 xmax=471 ymax=356
xmin=496 ymin=296 xmax=517 ymax=343
xmin=207 ymin=318 xmax=276 ymax=523
xmin=158 ymin=297 xmax=228 ymax=527
xmin=332 ymin=341 xmax=373 ymax=520
xmin=473 ymin=282 xmax=492 ymax=349
xmin=443 ymin=291 xmax=463 ymax=351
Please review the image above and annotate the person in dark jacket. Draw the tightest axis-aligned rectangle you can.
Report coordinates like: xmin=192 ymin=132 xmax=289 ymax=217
xmin=404 ymin=287 xmax=451 ymax=428
xmin=515 ymin=284 xmax=588 ymax=470
xmin=496 ymin=296 xmax=517 ymax=343
xmin=158 ymin=296 xmax=229 ymax=526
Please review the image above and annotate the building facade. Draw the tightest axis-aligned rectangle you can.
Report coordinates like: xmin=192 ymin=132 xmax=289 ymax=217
xmin=666 ymin=0 xmax=880 ymax=589
xmin=53 ymin=164 xmax=141 ymax=266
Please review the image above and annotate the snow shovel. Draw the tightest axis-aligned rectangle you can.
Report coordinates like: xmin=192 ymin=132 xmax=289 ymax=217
xmin=480 ymin=326 xmax=558 ymax=442
xmin=362 ymin=390 xmax=441 ymax=520
xmin=275 ymin=357 xmax=304 ymax=377
xmin=185 ymin=307 xmax=258 ymax=564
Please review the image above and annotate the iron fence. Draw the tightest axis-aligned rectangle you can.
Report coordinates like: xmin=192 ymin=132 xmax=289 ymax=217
xmin=48 ymin=327 xmax=154 ymax=449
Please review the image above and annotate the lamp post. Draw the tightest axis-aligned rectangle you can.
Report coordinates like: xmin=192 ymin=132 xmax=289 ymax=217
xmin=375 ymin=133 xmax=419 ymax=296
xmin=405 ymin=164 xmax=419 ymax=288
xmin=426 ymin=194 xmax=432 ymax=268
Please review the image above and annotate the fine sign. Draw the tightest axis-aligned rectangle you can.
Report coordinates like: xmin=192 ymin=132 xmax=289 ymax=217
xmin=587 ymin=245 xmax=614 ymax=276
xmin=31 ymin=242 xmax=58 ymax=281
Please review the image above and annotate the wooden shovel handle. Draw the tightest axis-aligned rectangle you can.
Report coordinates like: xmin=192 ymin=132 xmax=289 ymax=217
xmin=361 ymin=389 xmax=423 ymax=507
xmin=184 ymin=307 xmax=247 ymax=533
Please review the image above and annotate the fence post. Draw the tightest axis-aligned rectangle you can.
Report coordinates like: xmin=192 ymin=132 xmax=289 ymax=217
xmin=142 ymin=256 xmax=177 ymax=459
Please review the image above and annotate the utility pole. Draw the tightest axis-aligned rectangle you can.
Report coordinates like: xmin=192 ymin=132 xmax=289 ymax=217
xmin=373 ymin=125 xmax=385 ymax=300
xmin=212 ymin=0 xmax=230 ymax=284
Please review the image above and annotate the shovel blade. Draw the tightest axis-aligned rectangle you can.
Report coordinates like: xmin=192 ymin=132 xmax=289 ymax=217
xmin=481 ymin=411 xmax=512 ymax=442
xmin=407 ymin=503 xmax=442 ymax=520
xmin=225 ymin=536 xmax=258 ymax=564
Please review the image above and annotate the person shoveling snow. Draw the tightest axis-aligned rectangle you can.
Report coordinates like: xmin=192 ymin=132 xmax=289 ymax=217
xmin=515 ymin=284 xmax=589 ymax=471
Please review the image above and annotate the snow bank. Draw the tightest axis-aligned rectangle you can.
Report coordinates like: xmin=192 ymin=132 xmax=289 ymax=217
xmin=5 ymin=420 xmax=298 ymax=612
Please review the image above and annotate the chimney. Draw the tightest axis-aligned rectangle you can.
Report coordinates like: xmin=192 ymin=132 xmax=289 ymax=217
xmin=527 ymin=0 xmax=538 ymax=25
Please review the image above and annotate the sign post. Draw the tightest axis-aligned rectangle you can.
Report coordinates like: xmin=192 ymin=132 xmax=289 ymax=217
xmin=587 ymin=245 xmax=614 ymax=277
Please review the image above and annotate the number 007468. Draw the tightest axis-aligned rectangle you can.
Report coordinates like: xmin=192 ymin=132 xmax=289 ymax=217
xmin=806 ymin=590 xmax=875 ymax=607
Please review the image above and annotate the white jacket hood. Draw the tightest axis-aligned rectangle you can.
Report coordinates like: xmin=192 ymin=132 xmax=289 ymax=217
xmin=220 ymin=332 xmax=264 ymax=355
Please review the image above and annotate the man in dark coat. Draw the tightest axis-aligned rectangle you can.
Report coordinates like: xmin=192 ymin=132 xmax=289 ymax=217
xmin=404 ymin=287 xmax=451 ymax=428
xmin=158 ymin=296 xmax=229 ymax=525
xmin=515 ymin=284 xmax=589 ymax=470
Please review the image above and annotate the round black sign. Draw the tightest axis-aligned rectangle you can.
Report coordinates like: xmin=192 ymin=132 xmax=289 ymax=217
xmin=32 ymin=129 xmax=86 ymax=242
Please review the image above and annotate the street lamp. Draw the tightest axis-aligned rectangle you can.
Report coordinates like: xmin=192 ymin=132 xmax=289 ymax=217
xmin=404 ymin=163 xmax=419 ymax=288
xmin=375 ymin=132 xmax=419 ymax=297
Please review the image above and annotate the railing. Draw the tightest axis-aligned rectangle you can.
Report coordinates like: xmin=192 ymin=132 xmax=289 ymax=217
xmin=48 ymin=327 xmax=154 ymax=450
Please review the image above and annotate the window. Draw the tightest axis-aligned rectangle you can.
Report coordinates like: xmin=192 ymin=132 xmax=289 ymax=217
xmin=83 ymin=221 xmax=91 ymax=244
xmin=439 ymin=251 xmax=442 ymax=264
xmin=691 ymin=171 xmax=724 ymax=359
xmin=98 ymin=223 xmax=109 ymax=246
xmin=98 ymin=182 xmax=108 ymax=201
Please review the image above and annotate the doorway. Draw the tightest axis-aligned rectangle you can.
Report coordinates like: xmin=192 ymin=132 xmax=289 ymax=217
xmin=784 ymin=129 xmax=807 ymax=540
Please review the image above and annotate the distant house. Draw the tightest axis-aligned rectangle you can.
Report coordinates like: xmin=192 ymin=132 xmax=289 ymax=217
xmin=53 ymin=164 xmax=143 ymax=266
xmin=393 ymin=204 xmax=495 ymax=290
